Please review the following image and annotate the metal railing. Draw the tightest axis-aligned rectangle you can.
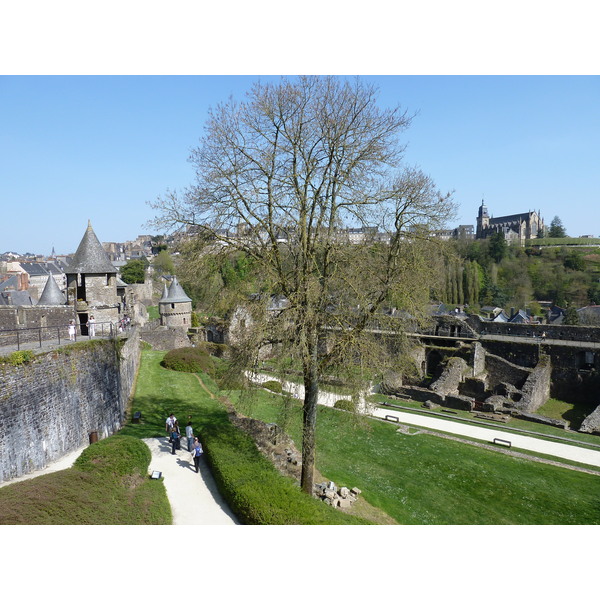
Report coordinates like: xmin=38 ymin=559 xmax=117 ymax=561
xmin=0 ymin=321 xmax=117 ymax=353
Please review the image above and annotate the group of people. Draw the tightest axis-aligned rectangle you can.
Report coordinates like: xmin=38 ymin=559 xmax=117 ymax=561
xmin=67 ymin=314 xmax=133 ymax=341
xmin=165 ymin=413 xmax=204 ymax=473
xmin=67 ymin=315 xmax=96 ymax=341
xmin=118 ymin=315 xmax=131 ymax=333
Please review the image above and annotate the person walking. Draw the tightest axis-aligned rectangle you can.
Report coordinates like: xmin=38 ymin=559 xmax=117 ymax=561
xmin=68 ymin=319 xmax=76 ymax=341
xmin=169 ymin=428 xmax=180 ymax=455
xmin=185 ymin=420 xmax=194 ymax=452
xmin=190 ymin=437 xmax=203 ymax=473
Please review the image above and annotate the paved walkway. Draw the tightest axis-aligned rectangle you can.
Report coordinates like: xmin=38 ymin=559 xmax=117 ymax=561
xmin=144 ymin=437 xmax=238 ymax=525
xmin=371 ymin=406 xmax=600 ymax=468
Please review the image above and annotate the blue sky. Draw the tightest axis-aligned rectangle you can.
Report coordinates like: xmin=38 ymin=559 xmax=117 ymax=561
xmin=1 ymin=74 xmax=598 ymax=255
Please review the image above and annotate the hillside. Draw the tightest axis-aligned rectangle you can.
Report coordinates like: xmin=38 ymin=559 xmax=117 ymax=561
xmin=445 ymin=236 xmax=600 ymax=316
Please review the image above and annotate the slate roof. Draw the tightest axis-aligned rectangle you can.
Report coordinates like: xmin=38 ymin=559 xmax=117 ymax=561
xmin=64 ymin=221 xmax=117 ymax=275
xmin=0 ymin=275 xmax=19 ymax=292
xmin=160 ymin=276 xmax=192 ymax=303
xmin=44 ymin=262 xmax=64 ymax=276
xmin=37 ymin=274 xmax=67 ymax=305
xmin=0 ymin=290 xmax=34 ymax=306
xmin=18 ymin=262 xmax=49 ymax=277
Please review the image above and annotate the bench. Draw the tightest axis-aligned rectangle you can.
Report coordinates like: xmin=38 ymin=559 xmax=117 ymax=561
xmin=493 ymin=438 xmax=512 ymax=448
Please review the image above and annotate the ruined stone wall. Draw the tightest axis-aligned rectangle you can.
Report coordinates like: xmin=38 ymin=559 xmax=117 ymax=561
xmin=139 ymin=324 xmax=191 ymax=351
xmin=482 ymin=339 xmax=599 ymax=403
xmin=512 ymin=358 xmax=552 ymax=413
xmin=483 ymin=352 xmax=532 ymax=391
xmin=429 ymin=357 xmax=469 ymax=396
xmin=467 ymin=314 xmax=600 ymax=343
xmin=0 ymin=330 xmax=141 ymax=483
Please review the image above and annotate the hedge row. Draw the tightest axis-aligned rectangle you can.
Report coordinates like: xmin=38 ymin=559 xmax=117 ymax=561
xmin=200 ymin=420 xmax=369 ymax=525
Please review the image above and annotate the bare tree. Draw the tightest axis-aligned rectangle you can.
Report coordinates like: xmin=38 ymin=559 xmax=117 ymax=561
xmin=150 ymin=76 xmax=456 ymax=493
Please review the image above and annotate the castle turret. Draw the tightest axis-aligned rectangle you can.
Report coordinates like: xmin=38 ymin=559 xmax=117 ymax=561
xmin=64 ymin=221 xmax=120 ymax=330
xmin=159 ymin=276 xmax=192 ymax=329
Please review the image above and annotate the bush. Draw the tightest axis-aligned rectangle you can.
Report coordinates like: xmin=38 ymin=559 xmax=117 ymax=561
xmin=161 ymin=347 xmax=214 ymax=374
xmin=262 ymin=380 xmax=283 ymax=394
xmin=74 ymin=436 xmax=151 ymax=477
xmin=334 ymin=399 xmax=355 ymax=412
xmin=4 ymin=350 xmax=36 ymax=366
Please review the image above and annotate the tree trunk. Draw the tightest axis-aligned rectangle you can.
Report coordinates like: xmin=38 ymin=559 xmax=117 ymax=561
xmin=300 ymin=335 xmax=319 ymax=495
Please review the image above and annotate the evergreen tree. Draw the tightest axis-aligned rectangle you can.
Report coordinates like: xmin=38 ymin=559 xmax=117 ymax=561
xmin=489 ymin=231 xmax=507 ymax=263
xmin=564 ymin=305 xmax=580 ymax=325
xmin=549 ymin=216 xmax=567 ymax=238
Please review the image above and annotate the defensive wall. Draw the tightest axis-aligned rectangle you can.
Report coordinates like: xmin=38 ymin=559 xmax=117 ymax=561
xmin=0 ymin=328 xmax=141 ymax=483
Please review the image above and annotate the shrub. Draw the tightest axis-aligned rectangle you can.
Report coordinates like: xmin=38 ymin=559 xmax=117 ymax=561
xmin=161 ymin=347 xmax=214 ymax=374
xmin=74 ymin=436 xmax=151 ymax=477
xmin=334 ymin=399 xmax=355 ymax=412
xmin=262 ymin=380 xmax=283 ymax=394
xmin=5 ymin=350 xmax=36 ymax=366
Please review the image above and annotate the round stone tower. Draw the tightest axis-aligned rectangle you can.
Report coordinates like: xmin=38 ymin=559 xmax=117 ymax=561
xmin=159 ymin=276 xmax=192 ymax=329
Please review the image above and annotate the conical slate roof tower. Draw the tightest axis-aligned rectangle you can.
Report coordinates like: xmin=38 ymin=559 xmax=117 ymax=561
xmin=158 ymin=276 xmax=192 ymax=329
xmin=37 ymin=274 xmax=66 ymax=305
xmin=65 ymin=221 xmax=120 ymax=325
xmin=65 ymin=220 xmax=117 ymax=274
xmin=165 ymin=276 xmax=192 ymax=303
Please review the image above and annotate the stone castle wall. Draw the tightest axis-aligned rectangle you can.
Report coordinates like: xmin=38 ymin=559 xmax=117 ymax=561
xmin=0 ymin=329 xmax=141 ymax=483
xmin=0 ymin=305 xmax=74 ymax=333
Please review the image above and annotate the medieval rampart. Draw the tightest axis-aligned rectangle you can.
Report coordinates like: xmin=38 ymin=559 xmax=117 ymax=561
xmin=0 ymin=329 xmax=141 ymax=483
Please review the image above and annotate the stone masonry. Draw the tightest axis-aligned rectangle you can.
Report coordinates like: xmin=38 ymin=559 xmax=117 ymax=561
xmin=0 ymin=330 xmax=141 ymax=483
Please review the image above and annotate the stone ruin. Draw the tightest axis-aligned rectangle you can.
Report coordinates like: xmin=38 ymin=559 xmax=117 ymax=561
xmin=313 ymin=481 xmax=362 ymax=509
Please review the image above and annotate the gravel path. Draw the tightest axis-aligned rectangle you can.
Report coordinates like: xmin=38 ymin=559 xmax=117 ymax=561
xmin=143 ymin=437 xmax=238 ymax=525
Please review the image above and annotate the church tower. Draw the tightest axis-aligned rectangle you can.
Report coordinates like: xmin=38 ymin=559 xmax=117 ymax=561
xmin=476 ymin=199 xmax=489 ymax=239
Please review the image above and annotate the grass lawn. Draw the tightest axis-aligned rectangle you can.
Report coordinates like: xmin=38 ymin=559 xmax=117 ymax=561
xmin=119 ymin=350 xmax=229 ymax=440
xmin=229 ymin=387 xmax=600 ymax=524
